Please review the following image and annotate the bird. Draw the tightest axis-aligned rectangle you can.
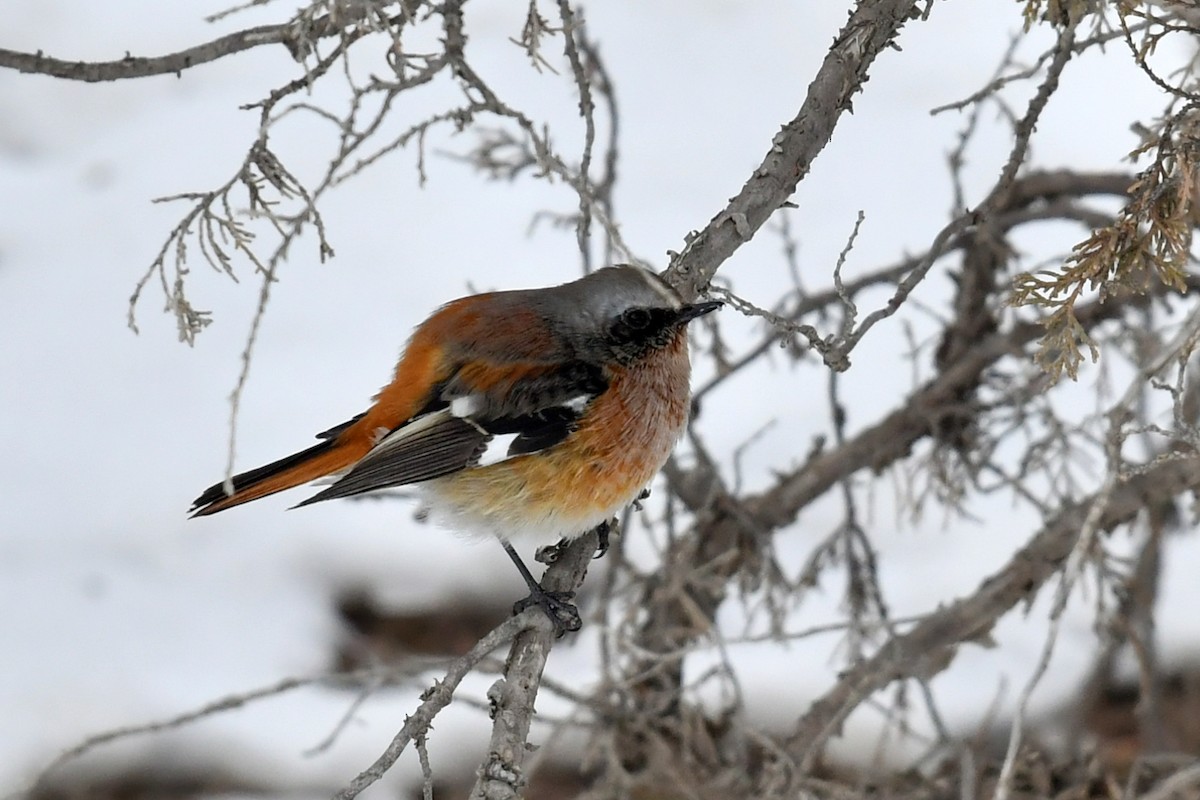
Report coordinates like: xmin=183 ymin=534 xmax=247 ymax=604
xmin=191 ymin=265 xmax=720 ymax=632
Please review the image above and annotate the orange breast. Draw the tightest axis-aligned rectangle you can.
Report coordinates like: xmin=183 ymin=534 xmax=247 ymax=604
xmin=423 ymin=331 xmax=693 ymax=542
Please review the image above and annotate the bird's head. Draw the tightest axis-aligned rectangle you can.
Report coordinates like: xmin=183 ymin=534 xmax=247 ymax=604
xmin=541 ymin=265 xmax=722 ymax=365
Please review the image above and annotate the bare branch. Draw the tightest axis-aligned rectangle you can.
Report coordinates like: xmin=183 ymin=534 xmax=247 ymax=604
xmin=786 ymin=452 xmax=1200 ymax=772
xmin=0 ymin=27 xmax=296 ymax=82
xmin=827 ymin=15 xmax=1080 ymax=368
xmin=0 ymin=5 xmax=383 ymax=83
xmin=469 ymin=531 xmax=601 ymax=799
xmin=334 ymin=615 xmax=525 ymax=800
xmin=666 ymin=0 xmax=923 ymax=302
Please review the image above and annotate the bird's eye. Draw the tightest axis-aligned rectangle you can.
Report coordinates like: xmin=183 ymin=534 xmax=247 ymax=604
xmin=623 ymin=308 xmax=652 ymax=330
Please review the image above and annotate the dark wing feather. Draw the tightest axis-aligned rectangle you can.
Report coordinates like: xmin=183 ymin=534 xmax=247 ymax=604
xmin=485 ymin=406 xmax=581 ymax=456
xmin=443 ymin=360 xmax=607 ymax=419
xmin=468 ymin=361 xmax=607 ymax=455
xmin=294 ymin=360 xmax=609 ymax=507
xmin=295 ymin=412 xmax=488 ymax=507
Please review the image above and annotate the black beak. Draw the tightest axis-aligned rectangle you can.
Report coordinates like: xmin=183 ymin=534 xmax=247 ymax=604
xmin=675 ymin=300 xmax=722 ymax=325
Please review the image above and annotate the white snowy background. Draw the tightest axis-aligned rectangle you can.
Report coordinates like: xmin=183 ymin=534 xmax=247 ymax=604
xmin=2 ymin=1 xmax=1199 ymax=796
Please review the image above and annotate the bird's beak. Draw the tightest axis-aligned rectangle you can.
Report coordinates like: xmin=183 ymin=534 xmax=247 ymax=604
xmin=674 ymin=300 xmax=722 ymax=324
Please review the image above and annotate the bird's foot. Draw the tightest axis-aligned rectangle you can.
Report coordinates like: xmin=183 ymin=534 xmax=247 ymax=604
xmin=513 ymin=586 xmax=582 ymax=637
xmin=535 ymin=518 xmax=615 ymax=565
xmin=534 ymin=539 xmax=567 ymax=565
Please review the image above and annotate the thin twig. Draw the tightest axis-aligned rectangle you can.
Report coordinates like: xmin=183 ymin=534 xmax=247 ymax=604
xmin=334 ymin=615 xmax=526 ymax=800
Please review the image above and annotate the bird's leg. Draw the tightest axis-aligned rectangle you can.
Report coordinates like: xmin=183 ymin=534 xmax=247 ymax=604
xmin=502 ymin=541 xmax=582 ymax=636
xmin=535 ymin=518 xmax=616 ymax=565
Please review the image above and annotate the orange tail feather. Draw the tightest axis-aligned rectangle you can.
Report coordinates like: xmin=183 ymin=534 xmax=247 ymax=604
xmin=191 ymin=438 xmax=369 ymax=517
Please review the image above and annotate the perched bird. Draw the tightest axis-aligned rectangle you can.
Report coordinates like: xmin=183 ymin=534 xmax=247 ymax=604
xmin=191 ymin=265 xmax=720 ymax=631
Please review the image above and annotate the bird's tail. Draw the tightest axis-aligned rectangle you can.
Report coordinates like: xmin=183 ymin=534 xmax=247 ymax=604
xmin=190 ymin=438 xmax=369 ymax=516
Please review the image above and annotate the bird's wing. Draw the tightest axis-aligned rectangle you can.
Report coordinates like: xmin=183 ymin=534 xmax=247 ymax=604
xmin=294 ymin=359 xmax=608 ymax=506
xmin=192 ymin=298 xmax=600 ymax=516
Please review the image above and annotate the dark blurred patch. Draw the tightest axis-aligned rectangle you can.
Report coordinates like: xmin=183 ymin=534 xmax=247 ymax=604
xmin=1082 ymin=668 xmax=1200 ymax=775
xmin=334 ymin=589 xmax=509 ymax=668
xmin=899 ymin=744 xmax=1117 ymax=800
xmin=30 ymin=772 xmax=258 ymax=800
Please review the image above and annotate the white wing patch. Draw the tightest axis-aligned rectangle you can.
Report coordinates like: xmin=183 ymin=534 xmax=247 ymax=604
xmin=450 ymin=395 xmax=482 ymax=418
xmin=468 ymin=394 xmax=597 ymax=468
xmin=476 ymin=433 xmax=520 ymax=467
xmin=562 ymin=394 xmax=592 ymax=413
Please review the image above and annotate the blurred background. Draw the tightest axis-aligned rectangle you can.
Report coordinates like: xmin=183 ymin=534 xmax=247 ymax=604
xmin=3 ymin=1 xmax=1199 ymax=797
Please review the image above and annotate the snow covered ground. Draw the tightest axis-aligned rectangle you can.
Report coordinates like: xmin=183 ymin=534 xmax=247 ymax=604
xmin=2 ymin=1 xmax=1198 ymax=796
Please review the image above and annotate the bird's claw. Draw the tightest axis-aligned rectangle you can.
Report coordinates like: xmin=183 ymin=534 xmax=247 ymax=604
xmin=534 ymin=539 xmax=567 ymax=565
xmin=535 ymin=518 xmax=616 ymax=565
xmin=632 ymin=487 xmax=651 ymax=511
xmin=513 ymin=587 xmax=582 ymax=636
